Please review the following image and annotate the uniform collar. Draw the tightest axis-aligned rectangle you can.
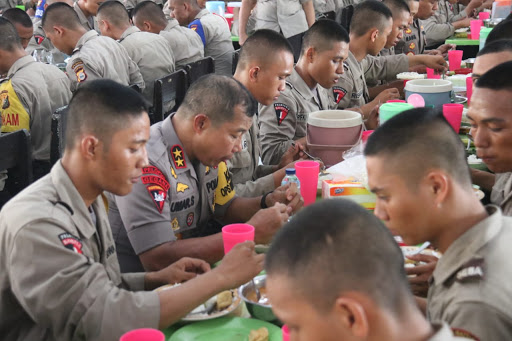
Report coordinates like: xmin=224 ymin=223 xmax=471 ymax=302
xmin=194 ymin=8 xmax=209 ymax=20
xmin=120 ymin=25 xmax=140 ymax=40
xmin=161 ymin=114 xmax=195 ymax=177
xmin=74 ymin=2 xmax=91 ymax=29
xmin=287 ymin=67 xmax=317 ymax=102
xmin=428 ymin=323 xmax=457 ymax=341
xmin=432 ymin=205 xmax=503 ymax=285
xmin=50 ymin=161 xmax=100 ymax=238
xmin=164 ymin=19 xmax=180 ymax=31
xmin=73 ymin=30 xmax=99 ymax=54
xmin=7 ymin=55 xmax=36 ymax=78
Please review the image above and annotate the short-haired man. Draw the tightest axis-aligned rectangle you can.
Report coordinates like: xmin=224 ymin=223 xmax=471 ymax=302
xmin=108 ymin=74 xmax=302 ymax=273
xmin=0 ymin=18 xmax=71 ymax=180
xmin=97 ymin=1 xmax=175 ymax=105
xmin=485 ymin=20 xmax=512 ymax=45
xmin=0 ymin=79 xmax=264 ymax=341
xmin=266 ymin=199 xmax=469 ymax=340
xmin=2 ymin=8 xmax=33 ymax=49
xmin=258 ymin=20 xmax=348 ymax=165
xmin=42 ymin=2 xmax=145 ymax=92
xmin=365 ymin=107 xmax=512 ymax=340
xmin=74 ymin=0 xmax=103 ymax=31
xmin=230 ymin=29 xmax=304 ymax=197
xmin=169 ymin=0 xmax=234 ymax=75
xmin=132 ymin=1 xmax=203 ymax=68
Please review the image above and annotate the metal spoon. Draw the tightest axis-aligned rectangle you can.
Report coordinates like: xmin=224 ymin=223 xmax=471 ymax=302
xmin=406 ymin=241 xmax=431 ymax=257
xmin=291 ymin=142 xmax=326 ymax=172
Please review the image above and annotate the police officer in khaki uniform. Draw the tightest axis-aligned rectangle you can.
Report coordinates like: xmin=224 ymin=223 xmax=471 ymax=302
xmin=365 ymin=106 xmax=512 ymax=341
xmin=97 ymin=1 xmax=175 ymax=106
xmin=0 ymin=18 xmax=71 ymax=179
xmin=259 ymin=20 xmax=347 ymax=166
xmin=169 ymin=0 xmax=234 ymax=76
xmin=2 ymin=8 xmax=33 ymax=49
xmin=74 ymin=0 xmax=101 ymax=31
xmin=109 ymin=75 xmax=302 ymax=272
xmin=0 ymin=79 xmax=264 ymax=341
xmin=42 ymin=2 xmax=144 ymax=92
xmin=123 ymin=0 xmax=162 ymax=12
xmin=132 ymin=1 xmax=204 ymax=69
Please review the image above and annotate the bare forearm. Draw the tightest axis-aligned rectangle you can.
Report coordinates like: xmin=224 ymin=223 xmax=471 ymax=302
xmin=302 ymin=0 xmax=316 ymax=27
xmin=471 ymin=169 xmax=495 ymax=192
xmin=239 ymin=0 xmax=256 ymax=41
xmin=222 ymin=197 xmax=261 ymax=223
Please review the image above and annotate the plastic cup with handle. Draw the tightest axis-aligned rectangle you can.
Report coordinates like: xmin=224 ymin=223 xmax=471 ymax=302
xmin=120 ymin=329 xmax=165 ymax=341
xmin=442 ymin=103 xmax=464 ymax=133
xmin=282 ymin=325 xmax=290 ymax=341
xmin=426 ymin=67 xmax=440 ymax=79
xmin=470 ymin=19 xmax=483 ymax=40
xmin=222 ymin=223 xmax=255 ymax=254
xmin=295 ymin=160 xmax=320 ymax=206
xmin=448 ymin=50 xmax=463 ymax=71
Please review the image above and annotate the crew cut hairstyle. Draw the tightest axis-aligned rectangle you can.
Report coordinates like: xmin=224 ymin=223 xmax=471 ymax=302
xmin=237 ymin=29 xmax=294 ymax=70
xmin=365 ymin=107 xmax=472 ymax=188
xmin=266 ymin=199 xmax=414 ymax=315
xmin=132 ymin=0 xmax=167 ymax=26
xmin=475 ymin=61 xmax=512 ymax=92
xmin=485 ymin=20 xmax=512 ymax=46
xmin=2 ymin=8 xmax=33 ymax=28
xmin=65 ymin=80 xmax=148 ymax=150
xmin=382 ymin=0 xmax=411 ymax=17
xmin=0 ymin=18 xmax=22 ymax=51
xmin=350 ymin=0 xmax=393 ymax=37
xmin=177 ymin=74 xmax=256 ymax=125
xmin=42 ymin=2 xmax=82 ymax=31
xmin=97 ymin=0 xmax=130 ymax=27
xmin=478 ymin=39 xmax=512 ymax=57
xmin=301 ymin=19 xmax=350 ymax=56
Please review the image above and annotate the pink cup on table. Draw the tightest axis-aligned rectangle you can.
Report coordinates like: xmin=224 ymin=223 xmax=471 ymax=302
xmin=282 ymin=325 xmax=290 ymax=341
xmin=470 ymin=19 xmax=483 ymax=40
xmin=387 ymin=99 xmax=406 ymax=103
xmin=426 ymin=67 xmax=440 ymax=79
xmin=222 ymin=223 xmax=255 ymax=254
xmin=443 ymin=103 xmax=464 ymax=133
xmin=466 ymin=76 xmax=473 ymax=105
xmin=448 ymin=50 xmax=463 ymax=71
xmin=479 ymin=11 xmax=490 ymax=20
xmin=295 ymin=160 xmax=320 ymax=206
xmin=120 ymin=329 xmax=165 ymax=341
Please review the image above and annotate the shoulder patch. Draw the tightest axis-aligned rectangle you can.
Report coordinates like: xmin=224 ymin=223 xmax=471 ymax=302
xmin=274 ymin=103 xmax=289 ymax=126
xmin=146 ymin=184 xmax=167 ymax=213
xmin=171 ymin=144 xmax=187 ymax=169
xmin=456 ymin=258 xmax=484 ymax=283
xmin=34 ymin=34 xmax=45 ymax=45
xmin=143 ymin=165 xmax=165 ymax=178
xmin=332 ymin=86 xmax=347 ymax=104
xmin=72 ymin=59 xmax=87 ymax=83
xmin=451 ymin=328 xmax=479 ymax=340
xmin=141 ymin=170 xmax=170 ymax=213
xmin=58 ymin=233 xmax=83 ymax=254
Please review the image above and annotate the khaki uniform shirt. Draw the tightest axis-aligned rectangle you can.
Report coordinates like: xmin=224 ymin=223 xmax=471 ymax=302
xmin=428 ymin=323 xmax=473 ymax=341
xmin=491 ymin=172 xmax=512 ymax=216
xmin=227 ymin=115 xmax=276 ymax=197
xmin=26 ymin=24 xmax=69 ymax=64
xmin=66 ymin=31 xmax=145 ymax=92
xmin=396 ymin=18 xmax=427 ymax=56
xmin=1 ymin=55 xmax=71 ymax=161
xmin=123 ymin=0 xmax=162 ymax=10
xmin=362 ymin=53 xmax=409 ymax=86
xmin=423 ymin=0 xmax=467 ymax=47
xmin=74 ymin=2 xmax=99 ymax=32
xmin=108 ymin=114 xmax=236 ymax=273
xmin=0 ymin=162 xmax=160 ymax=341
xmin=160 ymin=20 xmax=204 ymax=69
xmin=119 ymin=26 xmax=175 ymax=105
xmin=189 ymin=9 xmax=234 ymax=76
xmin=329 ymin=51 xmax=368 ymax=110
xmin=427 ymin=205 xmax=512 ymax=340
xmin=258 ymin=68 xmax=332 ymax=165
xmin=249 ymin=0 xmax=310 ymax=38
xmin=313 ymin=0 xmax=335 ymax=17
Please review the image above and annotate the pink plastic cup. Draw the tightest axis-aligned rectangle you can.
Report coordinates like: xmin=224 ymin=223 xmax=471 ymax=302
xmin=479 ymin=11 xmax=490 ymax=20
xmin=470 ymin=19 xmax=483 ymax=40
xmin=466 ymin=76 xmax=473 ymax=105
xmin=282 ymin=325 xmax=290 ymax=341
xmin=386 ymin=99 xmax=406 ymax=103
xmin=222 ymin=223 xmax=255 ymax=254
xmin=362 ymin=130 xmax=374 ymax=143
xmin=426 ymin=67 xmax=440 ymax=79
xmin=448 ymin=50 xmax=463 ymax=71
xmin=120 ymin=329 xmax=165 ymax=341
xmin=295 ymin=160 xmax=320 ymax=206
xmin=443 ymin=103 xmax=464 ymax=133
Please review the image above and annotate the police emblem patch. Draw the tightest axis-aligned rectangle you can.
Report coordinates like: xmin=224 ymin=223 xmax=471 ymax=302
xmin=146 ymin=184 xmax=167 ymax=213
xmin=171 ymin=217 xmax=180 ymax=231
xmin=186 ymin=212 xmax=194 ymax=226
xmin=75 ymin=67 xmax=87 ymax=83
xmin=34 ymin=34 xmax=45 ymax=45
xmin=332 ymin=86 xmax=347 ymax=104
xmin=171 ymin=144 xmax=187 ymax=169
xmin=409 ymin=42 xmax=416 ymax=50
xmin=58 ymin=233 xmax=83 ymax=254
xmin=274 ymin=103 xmax=289 ymax=126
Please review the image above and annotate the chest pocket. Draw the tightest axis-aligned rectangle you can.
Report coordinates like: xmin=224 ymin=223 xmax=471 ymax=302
xmin=230 ymin=131 xmax=252 ymax=169
xmin=1 ymin=79 xmax=30 ymax=133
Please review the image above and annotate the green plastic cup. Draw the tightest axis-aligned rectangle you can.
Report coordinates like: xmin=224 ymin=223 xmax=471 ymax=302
xmin=379 ymin=103 xmax=414 ymax=124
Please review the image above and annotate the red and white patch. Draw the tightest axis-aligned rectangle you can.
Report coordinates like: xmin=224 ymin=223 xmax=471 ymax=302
xmin=332 ymin=86 xmax=347 ymax=104
xmin=59 ymin=233 xmax=83 ymax=254
xmin=147 ymin=184 xmax=167 ymax=213
xmin=143 ymin=165 xmax=165 ymax=178
xmin=34 ymin=34 xmax=45 ymax=45
xmin=171 ymin=144 xmax=187 ymax=169
xmin=186 ymin=212 xmax=194 ymax=226
xmin=409 ymin=42 xmax=416 ymax=50
xmin=142 ymin=172 xmax=170 ymax=213
xmin=274 ymin=103 xmax=289 ymax=126
xmin=451 ymin=328 xmax=479 ymax=340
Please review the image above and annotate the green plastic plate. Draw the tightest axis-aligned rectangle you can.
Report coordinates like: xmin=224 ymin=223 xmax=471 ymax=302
xmin=169 ymin=317 xmax=282 ymax=341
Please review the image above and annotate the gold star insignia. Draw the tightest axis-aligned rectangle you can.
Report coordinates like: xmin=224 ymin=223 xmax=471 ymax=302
xmin=176 ymin=158 xmax=184 ymax=167
xmin=173 ymin=149 xmax=182 ymax=159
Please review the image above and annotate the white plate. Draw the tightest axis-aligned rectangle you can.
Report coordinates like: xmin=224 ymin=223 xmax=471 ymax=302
xmin=455 ymin=28 xmax=469 ymax=33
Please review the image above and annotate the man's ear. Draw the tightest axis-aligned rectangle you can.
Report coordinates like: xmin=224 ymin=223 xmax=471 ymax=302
xmin=370 ymin=28 xmax=379 ymax=42
xmin=424 ymin=170 xmax=450 ymax=207
xmin=192 ymin=113 xmax=210 ymax=134
xmin=80 ymin=134 xmax=101 ymax=160
xmin=248 ymin=66 xmax=260 ymax=82
xmin=305 ymin=46 xmax=316 ymax=63
xmin=334 ymin=296 xmax=369 ymax=338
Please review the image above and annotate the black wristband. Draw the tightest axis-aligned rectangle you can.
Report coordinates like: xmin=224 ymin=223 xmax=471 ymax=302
xmin=260 ymin=191 xmax=271 ymax=209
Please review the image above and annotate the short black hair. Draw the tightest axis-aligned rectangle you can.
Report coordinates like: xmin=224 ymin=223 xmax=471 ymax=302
xmin=42 ymin=2 xmax=82 ymax=31
xmin=478 ymin=39 xmax=512 ymax=57
xmin=365 ymin=107 xmax=471 ymax=188
xmin=177 ymin=74 xmax=256 ymax=125
xmin=0 ymin=17 xmax=22 ymax=51
xmin=382 ymin=0 xmax=411 ymax=17
xmin=475 ymin=61 xmax=512 ymax=92
xmin=2 ymin=8 xmax=33 ymax=28
xmin=485 ymin=20 xmax=512 ymax=46
xmin=350 ymin=0 xmax=393 ymax=37
xmin=301 ymin=19 xmax=350 ymax=56
xmin=132 ymin=0 xmax=167 ymax=26
xmin=97 ymin=1 xmax=130 ymax=27
xmin=237 ymin=29 xmax=294 ymax=70
xmin=266 ymin=199 xmax=414 ymax=314
xmin=66 ymin=80 xmax=149 ymax=150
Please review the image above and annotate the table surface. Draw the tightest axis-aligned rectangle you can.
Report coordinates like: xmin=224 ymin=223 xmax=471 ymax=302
xmin=445 ymin=36 xmax=480 ymax=46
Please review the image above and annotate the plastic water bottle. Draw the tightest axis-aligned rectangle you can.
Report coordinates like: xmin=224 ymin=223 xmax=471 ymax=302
xmin=281 ymin=168 xmax=301 ymax=189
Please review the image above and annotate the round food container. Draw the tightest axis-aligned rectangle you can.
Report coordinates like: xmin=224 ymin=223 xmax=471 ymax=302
xmin=306 ymin=110 xmax=363 ymax=167
xmin=404 ymin=79 xmax=453 ymax=109
xmin=205 ymin=1 xmax=225 ymax=15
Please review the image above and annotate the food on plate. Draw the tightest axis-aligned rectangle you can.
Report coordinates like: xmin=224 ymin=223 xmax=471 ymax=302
xmin=396 ymin=72 xmax=425 ymax=80
xmin=216 ymin=290 xmax=233 ymax=310
xmin=248 ymin=327 xmax=269 ymax=341
xmin=246 ymin=286 xmax=269 ymax=305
